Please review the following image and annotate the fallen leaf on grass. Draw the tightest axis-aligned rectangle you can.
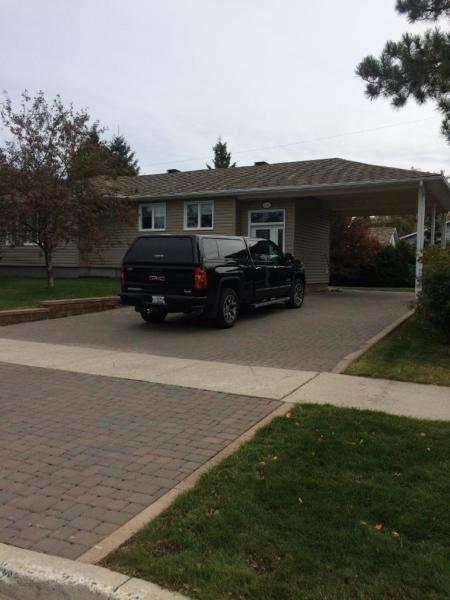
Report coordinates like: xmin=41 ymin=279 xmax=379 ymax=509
xmin=373 ymin=523 xmax=383 ymax=530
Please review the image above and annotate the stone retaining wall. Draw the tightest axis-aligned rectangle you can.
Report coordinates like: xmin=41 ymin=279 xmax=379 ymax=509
xmin=0 ymin=308 xmax=50 ymax=326
xmin=0 ymin=296 xmax=120 ymax=326
xmin=40 ymin=297 xmax=120 ymax=319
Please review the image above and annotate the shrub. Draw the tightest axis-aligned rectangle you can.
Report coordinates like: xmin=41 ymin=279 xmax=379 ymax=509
xmin=372 ymin=241 xmax=415 ymax=287
xmin=418 ymin=247 xmax=450 ymax=342
xmin=330 ymin=216 xmax=382 ymax=285
xmin=330 ymin=220 xmax=416 ymax=287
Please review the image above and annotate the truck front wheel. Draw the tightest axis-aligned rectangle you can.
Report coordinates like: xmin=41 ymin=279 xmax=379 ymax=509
xmin=286 ymin=279 xmax=305 ymax=308
xmin=215 ymin=288 xmax=239 ymax=328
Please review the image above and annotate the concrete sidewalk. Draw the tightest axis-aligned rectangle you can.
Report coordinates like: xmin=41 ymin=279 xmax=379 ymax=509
xmin=0 ymin=338 xmax=316 ymax=400
xmin=288 ymin=372 xmax=450 ymax=421
xmin=0 ymin=337 xmax=448 ymax=420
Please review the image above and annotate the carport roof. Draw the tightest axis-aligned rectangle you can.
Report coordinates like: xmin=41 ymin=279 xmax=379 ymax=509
xmin=96 ymin=157 xmax=441 ymax=199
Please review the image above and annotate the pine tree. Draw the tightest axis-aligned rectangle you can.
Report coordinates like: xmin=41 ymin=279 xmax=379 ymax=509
xmin=207 ymin=137 xmax=236 ymax=169
xmin=357 ymin=0 xmax=450 ymax=142
xmin=109 ymin=135 xmax=140 ymax=176
xmin=71 ymin=124 xmax=113 ymax=179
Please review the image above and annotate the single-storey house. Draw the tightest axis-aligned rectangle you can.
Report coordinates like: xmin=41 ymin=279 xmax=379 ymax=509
xmin=368 ymin=226 xmax=399 ymax=248
xmin=1 ymin=158 xmax=449 ymax=293
xmin=400 ymin=220 xmax=450 ymax=247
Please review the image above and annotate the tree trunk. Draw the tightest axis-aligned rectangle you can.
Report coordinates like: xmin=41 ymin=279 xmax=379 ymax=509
xmin=45 ymin=252 xmax=55 ymax=288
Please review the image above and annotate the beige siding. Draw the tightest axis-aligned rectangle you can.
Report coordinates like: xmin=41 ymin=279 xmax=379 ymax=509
xmin=0 ymin=198 xmax=331 ymax=283
xmin=0 ymin=242 xmax=79 ymax=267
xmin=294 ymin=198 xmax=330 ymax=284
xmin=86 ymin=197 xmax=237 ymax=267
xmin=83 ymin=216 xmax=137 ymax=268
xmin=236 ymin=198 xmax=296 ymax=253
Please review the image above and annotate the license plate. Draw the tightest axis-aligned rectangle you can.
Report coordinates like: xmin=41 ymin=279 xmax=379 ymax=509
xmin=152 ymin=295 xmax=166 ymax=305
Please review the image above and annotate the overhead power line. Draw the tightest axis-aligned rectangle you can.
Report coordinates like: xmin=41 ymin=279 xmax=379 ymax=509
xmin=141 ymin=116 xmax=439 ymax=171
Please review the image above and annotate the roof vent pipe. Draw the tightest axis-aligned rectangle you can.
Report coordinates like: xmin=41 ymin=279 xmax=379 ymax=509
xmin=254 ymin=161 xmax=269 ymax=166
xmin=167 ymin=168 xmax=180 ymax=173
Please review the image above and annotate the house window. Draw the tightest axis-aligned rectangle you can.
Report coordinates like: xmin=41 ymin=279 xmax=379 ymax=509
xmin=139 ymin=203 xmax=166 ymax=231
xmin=3 ymin=222 xmax=39 ymax=247
xmin=184 ymin=201 xmax=213 ymax=230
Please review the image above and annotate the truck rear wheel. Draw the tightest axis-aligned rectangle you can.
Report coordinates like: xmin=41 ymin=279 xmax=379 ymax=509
xmin=215 ymin=288 xmax=239 ymax=328
xmin=140 ymin=307 xmax=168 ymax=323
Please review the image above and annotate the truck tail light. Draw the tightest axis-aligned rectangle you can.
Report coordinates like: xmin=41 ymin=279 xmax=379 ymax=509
xmin=194 ymin=267 xmax=207 ymax=289
xmin=119 ymin=267 xmax=125 ymax=286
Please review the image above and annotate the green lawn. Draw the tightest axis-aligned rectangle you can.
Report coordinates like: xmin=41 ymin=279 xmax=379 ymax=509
xmin=346 ymin=314 xmax=450 ymax=386
xmin=0 ymin=277 xmax=119 ymax=310
xmin=104 ymin=405 xmax=450 ymax=600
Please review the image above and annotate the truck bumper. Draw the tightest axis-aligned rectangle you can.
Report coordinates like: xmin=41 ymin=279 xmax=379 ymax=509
xmin=120 ymin=292 xmax=209 ymax=313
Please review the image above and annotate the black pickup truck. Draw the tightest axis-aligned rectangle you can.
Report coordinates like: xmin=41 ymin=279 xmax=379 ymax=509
xmin=120 ymin=234 xmax=305 ymax=328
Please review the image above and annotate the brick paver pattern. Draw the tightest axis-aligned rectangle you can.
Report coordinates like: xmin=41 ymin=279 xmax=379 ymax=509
xmin=0 ymin=290 xmax=414 ymax=371
xmin=0 ymin=362 xmax=280 ymax=559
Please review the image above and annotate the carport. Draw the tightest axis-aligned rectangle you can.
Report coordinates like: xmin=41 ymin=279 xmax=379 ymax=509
xmin=238 ymin=171 xmax=450 ymax=295
xmin=313 ymin=175 xmax=450 ymax=294
xmin=232 ymin=166 xmax=450 ymax=295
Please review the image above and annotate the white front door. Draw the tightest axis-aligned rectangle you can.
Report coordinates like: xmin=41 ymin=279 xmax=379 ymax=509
xmin=248 ymin=209 xmax=285 ymax=251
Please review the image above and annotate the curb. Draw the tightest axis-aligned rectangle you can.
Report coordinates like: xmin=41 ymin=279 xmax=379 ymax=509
xmin=0 ymin=543 xmax=186 ymax=600
xmin=332 ymin=309 xmax=415 ymax=374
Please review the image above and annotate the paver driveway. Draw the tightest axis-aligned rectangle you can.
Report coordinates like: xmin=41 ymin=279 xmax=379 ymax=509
xmin=0 ymin=289 xmax=413 ymax=561
xmin=0 ymin=289 xmax=413 ymax=371
xmin=0 ymin=362 xmax=279 ymax=559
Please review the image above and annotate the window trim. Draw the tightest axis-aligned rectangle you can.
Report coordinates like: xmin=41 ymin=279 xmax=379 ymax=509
xmin=184 ymin=200 xmax=214 ymax=230
xmin=247 ymin=208 xmax=286 ymax=251
xmin=138 ymin=202 xmax=166 ymax=232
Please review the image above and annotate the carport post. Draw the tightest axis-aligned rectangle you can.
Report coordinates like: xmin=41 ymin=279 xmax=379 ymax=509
xmin=430 ymin=204 xmax=436 ymax=245
xmin=440 ymin=213 xmax=447 ymax=249
xmin=415 ymin=180 xmax=426 ymax=296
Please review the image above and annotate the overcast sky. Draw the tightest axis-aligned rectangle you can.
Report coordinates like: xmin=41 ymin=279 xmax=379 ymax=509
xmin=1 ymin=0 xmax=448 ymax=174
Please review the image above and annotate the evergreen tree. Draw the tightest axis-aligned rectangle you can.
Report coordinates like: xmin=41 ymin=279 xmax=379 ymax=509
xmin=71 ymin=124 xmax=113 ymax=179
xmin=357 ymin=0 xmax=450 ymax=142
xmin=207 ymin=137 xmax=236 ymax=169
xmin=109 ymin=135 xmax=140 ymax=176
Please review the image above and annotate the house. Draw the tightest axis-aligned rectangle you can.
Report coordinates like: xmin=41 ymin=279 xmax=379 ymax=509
xmin=1 ymin=158 xmax=449 ymax=293
xmin=368 ymin=226 xmax=399 ymax=248
xmin=400 ymin=220 xmax=450 ymax=246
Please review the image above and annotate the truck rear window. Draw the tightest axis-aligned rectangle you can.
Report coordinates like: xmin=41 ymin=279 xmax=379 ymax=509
xmin=124 ymin=237 xmax=194 ymax=264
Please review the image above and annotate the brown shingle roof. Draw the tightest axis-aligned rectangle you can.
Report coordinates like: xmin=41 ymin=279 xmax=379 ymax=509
xmin=96 ymin=158 xmax=438 ymax=198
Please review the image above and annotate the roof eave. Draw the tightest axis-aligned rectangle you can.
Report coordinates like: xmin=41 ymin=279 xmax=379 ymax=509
xmin=114 ymin=175 xmax=444 ymax=202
